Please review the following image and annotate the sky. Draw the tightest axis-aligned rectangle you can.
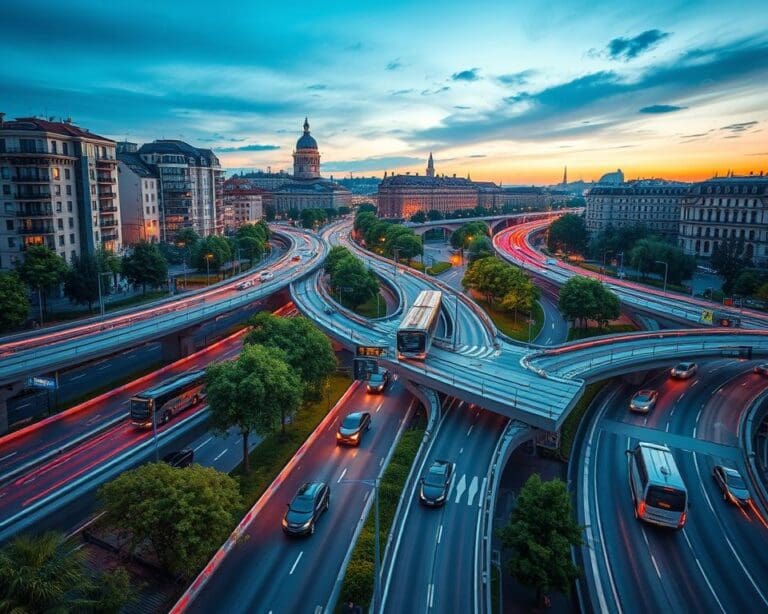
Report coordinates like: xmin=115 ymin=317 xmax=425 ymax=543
xmin=2 ymin=0 xmax=768 ymax=184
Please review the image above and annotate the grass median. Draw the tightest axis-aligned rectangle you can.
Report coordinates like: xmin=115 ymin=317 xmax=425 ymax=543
xmin=477 ymin=298 xmax=544 ymax=343
xmin=567 ymin=323 xmax=636 ymax=341
xmin=336 ymin=416 xmax=426 ymax=611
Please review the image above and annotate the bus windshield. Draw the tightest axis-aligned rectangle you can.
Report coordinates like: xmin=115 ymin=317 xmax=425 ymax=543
xmin=647 ymin=486 xmax=686 ymax=512
xmin=398 ymin=331 xmax=425 ymax=354
xmin=130 ymin=398 xmax=151 ymax=419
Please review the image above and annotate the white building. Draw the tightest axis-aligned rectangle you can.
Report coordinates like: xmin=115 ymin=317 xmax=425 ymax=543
xmin=0 ymin=115 xmax=122 ymax=270
xmin=117 ymin=144 xmax=160 ymax=244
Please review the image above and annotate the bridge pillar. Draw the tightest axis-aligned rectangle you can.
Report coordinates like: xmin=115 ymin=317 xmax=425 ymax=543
xmin=0 ymin=381 xmax=26 ymax=435
xmin=161 ymin=333 xmax=197 ymax=363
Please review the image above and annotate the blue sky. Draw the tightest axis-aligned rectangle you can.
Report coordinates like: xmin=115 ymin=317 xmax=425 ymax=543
xmin=2 ymin=0 xmax=767 ymax=183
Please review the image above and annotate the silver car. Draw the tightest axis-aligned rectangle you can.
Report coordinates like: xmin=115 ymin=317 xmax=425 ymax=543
xmin=670 ymin=362 xmax=697 ymax=379
xmin=630 ymin=389 xmax=659 ymax=413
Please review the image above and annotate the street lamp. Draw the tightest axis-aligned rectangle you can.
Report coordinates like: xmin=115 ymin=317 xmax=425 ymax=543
xmin=176 ymin=240 xmax=189 ymax=289
xmin=96 ymin=271 xmax=112 ymax=318
xmin=340 ymin=477 xmax=381 ymax=612
xmin=204 ymin=253 xmax=213 ymax=285
xmin=655 ymin=260 xmax=669 ymax=294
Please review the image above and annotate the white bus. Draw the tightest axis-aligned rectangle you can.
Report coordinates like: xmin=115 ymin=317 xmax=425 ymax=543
xmin=396 ymin=290 xmax=442 ymax=360
xmin=130 ymin=370 xmax=206 ymax=428
xmin=627 ymin=442 xmax=688 ymax=529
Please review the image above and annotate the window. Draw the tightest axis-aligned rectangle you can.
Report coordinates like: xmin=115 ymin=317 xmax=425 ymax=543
xmin=5 ymin=220 xmax=13 ymax=231
xmin=64 ymin=168 xmax=70 ymax=180
xmin=66 ymin=185 xmax=71 ymax=195
xmin=145 ymin=194 xmax=149 ymax=202
xmin=55 ymin=185 xmax=61 ymax=196
xmin=67 ymin=201 xmax=72 ymax=212
xmin=58 ymin=235 xmax=64 ymax=246
xmin=51 ymin=141 xmax=58 ymax=154
xmin=0 ymin=167 xmax=9 ymax=179
xmin=56 ymin=202 xmax=62 ymax=212
xmin=53 ymin=167 xmax=60 ymax=180
xmin=69 ymin=233 xmax=75 ymax=244
xmin=95 ymin=231 xmax=99 ymax=242
xmin=71 ymin=249 xmax=77 ymax=260
xmin=2 ymin=185 xmax=9 ymax=195
xmin=57 ymin=219 xmax=63 ymax=230
xmin=4 ymin=203 xmax=13 ymax=214
xmin=62 ymin=142 xmax=69 ymax=155
xmin=8 ymin=237 xmax=15 ymax=248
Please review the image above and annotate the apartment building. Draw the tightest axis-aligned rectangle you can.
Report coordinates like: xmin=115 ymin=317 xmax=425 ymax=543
xmin=117 ymin=142 xmax=160 ymax=244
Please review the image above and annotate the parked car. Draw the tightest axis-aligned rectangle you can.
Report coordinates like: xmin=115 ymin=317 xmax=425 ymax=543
xmin=336 ymin=411 xmax=372 ymax=446
xmin=754 ymin=363 xmax=768 ymax=376
xmin=259 ymin=270 xmax=275 ymax=281
xmin=235 ymin=279 xmax=254 ymax=291
xmin=366 ymin=370 xmax=391 ymax=394
xmin=419 ymin=460 xmax=455 ymax=507
xmin=323 ymin=305 xmax=336 ymax=315
xmin=282 ymin=482 xmax=330 ymax=536
xmin=630 ymin=389 xmax=659 ymax=413
xmin=670 ymin=362 xmax=698 ymax=379
xmin=712 ymin=465 xmax=751 ymax=506
xmin=162 ymin=449 xmax=194 ymax=468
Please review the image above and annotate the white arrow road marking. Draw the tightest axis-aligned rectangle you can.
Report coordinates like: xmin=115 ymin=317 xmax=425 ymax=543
xmin=454 ymin=474 xmax=467 ymax=504
xmin=466 ymin=476 xmax=479 ymax=506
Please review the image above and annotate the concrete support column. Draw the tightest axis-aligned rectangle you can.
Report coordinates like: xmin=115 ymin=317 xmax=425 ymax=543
xmin=0 ymin=381 xmax=27 ymax=435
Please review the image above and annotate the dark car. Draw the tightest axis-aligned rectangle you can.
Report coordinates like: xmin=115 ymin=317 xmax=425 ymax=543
xmin=162 ymin=449 xmax=194 ymax=468
xmin=629 ymin=389 xmax=659 ymax=413
xmin=336 ymin=411 xmax=371 ymax=446
xmin=366 ymin=370 xmax=390 ymax=394
xmin=713 ymin=465 xmax=751 ymax=506
xmin=419 ymin=460 xmax=455 ymax=507
xmin=670 ymin=362 xmax=698 ymax=379
xmin=754 ymin=363 xmax=768 ymax=376
xmin=282 ymin=481 xmax=330 ymax=536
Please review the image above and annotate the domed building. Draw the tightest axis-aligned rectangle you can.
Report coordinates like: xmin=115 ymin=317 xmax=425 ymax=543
xmin=293 ymin=118 xmax=320 ymax=180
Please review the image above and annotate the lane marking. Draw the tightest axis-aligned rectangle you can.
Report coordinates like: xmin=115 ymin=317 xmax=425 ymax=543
xmin=682 ymin=529 xmax=726 ymax=614
xmin=466 ymin=476 xmax=479 ymax=507
xmin=478 ymin=477 xmax=487 ymax=508
xmin=337 ymin=467 xmax=348 ymax=483
xmin=193 ymin=437 xmax=212 ymax=452
xmin=289 ymin=551 xmax=303 ymax=575
xmin=466 ymin=425 xmax=474 ymax=437
xmin=437 ymin=524 xmax=443 ymax=544
xmin=640 ymin=528 xmax=661 ymax=578
xmin=375 ymin=402 xmax=383 ymax=413
xmin=213 ymin=449 xmax=228 ymax=462
xmin=427 ymin=583 xmax=434 ymax=609
xmin=0 ymin=452 xmax=18 ymax=463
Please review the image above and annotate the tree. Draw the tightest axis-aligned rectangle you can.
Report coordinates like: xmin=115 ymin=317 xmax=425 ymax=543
xmin=175 ymin=227 xmax=200 ymax=252
xmin=338 ymin=205 xmax=352 ymax=216
xmin=357 ymin=203 xmax=376 ymax=215
xmin=462 ymin=257 xmax=526 ymax=305
xmin=95 ymin=247 xmax=122 ymax=289
xmin=409 ymin=211 xmax=427 ymax=223
xmin=121 ymin=241 xmax=168 ymax=293
xmin=64 ymin=253 xmax=100 ymax=309
xmin=499 ymin=474 xmax=582 ymax=606
xmin=264 ymin=203 xmax=276 ymax=222
xmin=325 ymin=245 xmax=355 ymax=276
xmin=206 ymin=344 xmax=303 ymax=467
xmin=468 ymin=236 xmax=494 ymax=261
xmin=236 ymin=223 xmax=268 ymax=266
xmin=451 ymin=221 xmax=488 ymax=249
xmin=0 ymin=531 xmax=132 ymax=612
xmin=364 ymin=220 xmax=392 ymax=250
xmin=733 ymin=271 xmax=760 ymax=297
xmin=499 ymin=274 xmax=539 ymax=322
xmin=712 ymin=237 xmax=753 ymax=294
xmin=193 ymin=234 xmax=232 ymax=273
xmin=300 ymin=207 xmax=327 ymax=229
xmin=558 ymin=276 xmax=619 ymax=328
xmin=547 ymin=213 xmax=587 ymax=255
xmin=98 ymin=463 xmax=241 ymax=578
xmin=0 ymin=272 xmax=30 ymax=333
xmin=354 ymin=211 xmax=378 ymax=235
xmin=245 ymin=312 xmax=337 ymax=399
xmin=628 ymin=238 xmax=694 ymax=285
xmin=329 ymin=255 xmax=379 ymax=307
xmin=16 ymin=244 xmax=69 ymax=315
xmin=426 ymin=209 xmax=444 ymax=221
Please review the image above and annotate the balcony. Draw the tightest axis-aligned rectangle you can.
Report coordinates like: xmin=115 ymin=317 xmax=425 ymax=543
xmin=19 ymin=225 xmax=55 ymax=235
xmin=101 ymin=231 xmax=119 ymax=242
xmin=99 ymin=204 xmax=119 ymax=213
xmin=99 ymin=217 xmax=118 ymax=228
xmin=12 ymin=176 xmax=50 ymax=183
xmin=96 ymin=175 xmax=116 ymax=184
xmin=98 ymin=191 xmax=117 ymax=198
xmin=17 ymin=206 xmax=54 ymax=217
xmin=96 ymin=156 xmax=117 ymax=165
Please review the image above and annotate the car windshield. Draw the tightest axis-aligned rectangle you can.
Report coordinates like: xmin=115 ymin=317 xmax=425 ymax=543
xmin=290 ymin=496 xmax=315 ymax=514
xmin=634 ymin=393 xmax=652 ymax=403
xmin=676 ymin=363 xmax=691 ymax=370
xmin=342 ymin=414 xmax=361 ymax=429
xmin=425 ymin=466 xmax=446 ymax=487
xmin=369 ymin=374 xmax=384 ymax=384
xmin=726 ymin=472 xmax=746 ymax=489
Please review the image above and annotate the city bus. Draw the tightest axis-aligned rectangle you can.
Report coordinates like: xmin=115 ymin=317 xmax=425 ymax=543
xmin=397 ymin=290 xmax=442 ymax=360
xmin=627 ymin=442 xmax=688 ymax=529
xmin=130 ymin=370 xmax=206 ymax=428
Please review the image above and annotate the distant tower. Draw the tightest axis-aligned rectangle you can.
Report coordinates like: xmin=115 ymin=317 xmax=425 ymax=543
xmin=562 ymin=165 xmax=568 ymax=185
xmin=293 ymin=117 xmax=321 ymax=180
xmin=426 ymin=152 xmax=435 ymax=177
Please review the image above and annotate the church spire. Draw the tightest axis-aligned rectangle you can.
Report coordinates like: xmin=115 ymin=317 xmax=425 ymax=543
xmin=303 ymin=117 xmax=310 ymax=133
xmin=562 ymin=165 xmax=568 ymax=185
xmin=426 ymin=152 xmax=435 ymax=177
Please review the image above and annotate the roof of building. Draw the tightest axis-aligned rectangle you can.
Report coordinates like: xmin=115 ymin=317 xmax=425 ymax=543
xmin=689 ymin=174 xmax=768 ymax=195
xmin=296 ymin=117 xmax=318 ymax=150
xmin=117 ymin=152 xmax=157 ymax=178
xmin=597 ymin=169 xmax=624 ymax=185
xmin=1 ymin=116 xmax=113 ymax=142
xmin=137 ymin=140 xmax=220 ymax=168
xmin=274 ymin=179 xmax=350 ymax=194
xmin=587 ymin=179 xmax=689 ymax=196
xmin=379 ymin=174 xmax=478 ymax=189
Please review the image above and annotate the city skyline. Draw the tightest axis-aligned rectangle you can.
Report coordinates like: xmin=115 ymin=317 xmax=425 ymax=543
xmin=2 ymin=0 xmax=767 ymax=184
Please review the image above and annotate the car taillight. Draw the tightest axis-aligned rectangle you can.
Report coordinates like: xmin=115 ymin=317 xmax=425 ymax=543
xmin=637 ymin=501 xmax=645 ymax=518
xmin=678 ymin=512 xmax=687 ymax=527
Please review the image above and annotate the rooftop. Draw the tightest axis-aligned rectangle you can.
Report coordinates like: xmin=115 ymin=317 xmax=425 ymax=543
xmin=0 ymin=116 xmax=113 ymax=143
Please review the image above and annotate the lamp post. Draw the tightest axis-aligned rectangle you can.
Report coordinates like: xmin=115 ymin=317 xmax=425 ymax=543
xmin=204 ymin=253 xmax=213 ymax=285
xmin=340 ymin=477 xmax=381 ymax=612
xmin=453 ymin=291 xmax=460 ymax=350
xmin=393 ymin=247 xmax=400 ymax=279
xmin=96 ymin=271 xmax=112 ymax=318
xmin=37 ymin=285 xmax=44 ymax=325
xmin=176 ymin=241 xmax=189 ymax=289
xmin=618 ymin=251 xmax=624 ymax=278
xmin=655 ymin=260 xmax=669 ymax=295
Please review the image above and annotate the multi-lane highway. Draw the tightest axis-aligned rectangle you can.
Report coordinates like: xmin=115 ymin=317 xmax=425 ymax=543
xmin=574 ymin=359 xmax=768 ymax=613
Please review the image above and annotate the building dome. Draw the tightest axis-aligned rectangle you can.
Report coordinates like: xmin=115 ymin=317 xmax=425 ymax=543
xmin=296 ymin=117 xmax=318 ymax=150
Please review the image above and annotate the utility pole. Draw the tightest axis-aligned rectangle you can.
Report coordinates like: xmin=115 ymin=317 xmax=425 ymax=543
xmin=655 ymin=260 xmax=669 ymax=294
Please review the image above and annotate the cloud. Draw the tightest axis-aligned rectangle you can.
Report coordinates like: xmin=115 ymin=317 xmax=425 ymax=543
xmin=721 ymin=121 xmax=758 ymax=133
xmin=497 ymin=70 xmax=535 ymax=86
xmin=451 ymin=68 xmax=480 ymax=82
xmin=607 ymin=29 xmax=670 ymax=60
xmin=307 ymin=83 xmax=327 ymax=91
xmin=746 ymin=152 xmax=768 ymax=156
xmin=215 ymin=144 xmax=280 ymax=152
xmin=454 ymin=105 xmax=471 ymax=110
xmin=639 ymin=104 xmax=686 ymax=113
xmin=391 ymin=89 xmax=414 ymax=96
xmin=386 ymin=58 xmax=403 ymax=71
xmin=421 ymin=86 xmax=451 ymax=96
xmin=323 ymin=155 xmax=424 ymax=172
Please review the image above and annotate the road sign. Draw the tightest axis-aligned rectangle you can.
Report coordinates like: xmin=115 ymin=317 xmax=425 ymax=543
xmin=356 ymin=345 xmax=388 ymax=358
xmin=353 ymin=358 xmax=378 ymax=381
xmin=535 ymin=429 xmax=560 ymax=450
xmin=26 ymin=376 xmax=57 ymax=390
xmin=700 ymin=309 xmax=713 ymax=325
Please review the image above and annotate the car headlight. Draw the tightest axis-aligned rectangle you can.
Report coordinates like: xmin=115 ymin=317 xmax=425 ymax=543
xmin=435 ymin=495 xmax=445 ymax=502
xmin=300 ymin=519 xmax=312 ymax=529
xmin=282 ymin=518 xmax=288 ymax=527
xmin=350 ymin=433 xmax=359 ymax=440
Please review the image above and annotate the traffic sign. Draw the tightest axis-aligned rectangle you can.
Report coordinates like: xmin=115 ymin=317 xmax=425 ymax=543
xmin=356 ymin=345 xmax=388 ymax=358
xmin=700 ymin=309 xmax=713 ymax=325
xmin=26 ymin=376 xmax=57 ymax=390
xmin=353 ymin=358 xmax=378 ymax=380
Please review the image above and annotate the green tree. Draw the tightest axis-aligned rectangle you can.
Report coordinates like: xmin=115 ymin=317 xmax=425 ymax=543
xmin=357 ymin=203 xmax=376 ymax=215
xmin=712 ymin=237 xmax=752 ymax=294
xmin=426 ymin=209 xmax=444 ymax=221
xmin=409 ymin=211 xmax=427 ymax=223
xmin=388 ymin=230 xmax=422 ymax=263
xmin=245 ymin=312 xmax=337 ymax=399
xmin=16 ymin=244 xmax=69 ymax=315
xmin=558 ymin=276 xmax=619 ymax=328
xmin=338 ymin=205 xmax=352 ymax=216
xmin=451 ymin=221 xmax=489 ymax=249
xmin=364 ymin=220 xmax=392 ymax=249
xmin=98 ymin=463 xmax=241 ymax=578
xmin=547 ymin=213 xmax=587 ymax=255
xmin=462 ymin=257 xmax=526 ymax=305
xmin=468 ymin=236 xmax=494 ymax=261
xmin=499 ymin=474 xmax=582 ymax=606
xmin=733 ymin=270 xmax=760 ymax=297
xmin=0 ymin=531 xmax=132 ymax=612
xmin=236 ymin=223 xmax=268 ymax=266
xmin=206 ymin=344 xmax=303 ymax=466
xmin=300 ymin=207 xmax=327 ymax=229
xmin=64 ymin=253 xmax=101 ymax=309
xmin=0 ymin=272 xmax=30 ymax=333
xmin=330 ymin=254 xmax=379 ymax=307
xmin=175 ymin=227 xmax=200 ymax=252
xmin=628 ymin=238 xmax=694 ymax=285
xmin=121 ymin=241 xmax=168 ymax=293
xmin=325 ymin=245 xmax=355 ymax=276
xmin=193 ymin=234 xmax=232 ymax=273
xmin=264 ymin=204 xmax=276 ymax=222
xmin=354 ymin=211 xmax=378 ymax=235
xmin=499 ymin=273 xmax=539 ymax=322
xmin=95 ymin=247 xmax=122 ymax=289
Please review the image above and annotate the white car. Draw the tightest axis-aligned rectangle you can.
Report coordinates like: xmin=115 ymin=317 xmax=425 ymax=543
xmin=670 ymin=362 xmax=697 ymax=379
xmin=259 ymin=270 xmax=275 ymax=282
xmin=235 ymin=279 xmax=254 ymax=291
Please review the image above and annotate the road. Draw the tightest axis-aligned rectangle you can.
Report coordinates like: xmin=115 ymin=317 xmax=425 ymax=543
xmin=574 ymin=359 xmax=768 ymax=613
xmin=184 ymin=378 xmax=416 ymax=613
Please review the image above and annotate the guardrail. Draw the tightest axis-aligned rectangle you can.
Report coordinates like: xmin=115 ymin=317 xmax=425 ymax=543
xmin=741 ymin=388 xmax=768 ymax=514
